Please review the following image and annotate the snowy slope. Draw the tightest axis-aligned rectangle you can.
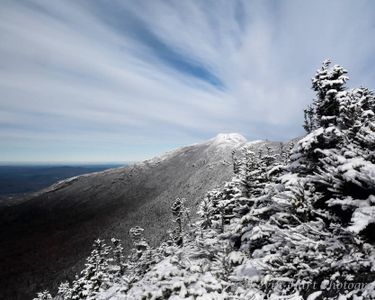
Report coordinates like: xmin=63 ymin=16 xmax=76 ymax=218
xmin=0 ymin=133 xmax=280 ymax=300
xmin=38 ymin=61 xmax=375 ymax=300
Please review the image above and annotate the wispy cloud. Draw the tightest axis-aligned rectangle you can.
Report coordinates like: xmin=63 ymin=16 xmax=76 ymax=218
xmin=0 ymin=0 xmax=374 ymax=162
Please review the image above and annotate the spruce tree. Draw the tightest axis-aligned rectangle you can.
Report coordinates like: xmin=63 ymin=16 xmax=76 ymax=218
xmin=303 ymin=104 xmax=317 ymax=133
xmin=129 ymin=226 xmax=149 ymax=260
xmin=311 ymin=59 xmax=349 ymax=128
xmin=33 ymin=291 xmax=52 ymax=300
xmin=290 ymin=61 xmax=348 ymax=175
xmin=111 ymin=238 xmax=126 ymax=276
xmin=240 ymin=147 xmax=268 ymax=197
xmin=70 ymin=239 xmax=112 ymax=299
xmin=171 ymin=198 xmax=188 ymax=246
xmin=231 ymin=149 xmax=241 ymax=174
xmin=197 ymin=196 xmax=213 ymax=229
xmin=291 ymin=60 xmax=375 ymax=239
xmin=56 ymin=282 xmax=71 ymax=300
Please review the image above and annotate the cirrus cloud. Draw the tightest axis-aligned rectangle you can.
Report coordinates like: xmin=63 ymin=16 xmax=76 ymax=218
xmin=0 ymin=0 xmax=374 ymax=162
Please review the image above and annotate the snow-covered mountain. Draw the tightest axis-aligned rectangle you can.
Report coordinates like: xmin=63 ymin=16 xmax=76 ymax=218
xmin=0 ymin=133 xmax=281 ymax=300
xmin=4 ymin=61 xmax=375 ymax=300
xmin=31 ymin=61 xmax=375 ymax=300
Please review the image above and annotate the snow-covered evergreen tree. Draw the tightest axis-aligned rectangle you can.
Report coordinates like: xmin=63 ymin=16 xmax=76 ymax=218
xmin=312 ymin=59 xmax=349 ymax=128
xmin=197 ymin=195 xmax=213 ymax=229
xmin=303 ymin=104 xmax=316 ymax=133
xmin=110 ymin=238 xmax=126 ymax=276
xmin=129 ymin=226 xmax=149 ymax=260
xmin=171 ymin=198 xmax=191 ymax=246
xmin=231 ymin=149 xmax=241 ymax=175
xmin=55 ymin=282 xmax=71 ymax=300
xmin=241 ymin=149 xmax=261 ymax=196
xmin=290 ymin=60 xmax=375 ymax=239
xmin=33 ymin=291 xmax=52 ymax=300
xmin=70 ymin=239 xmax=112 ymax=299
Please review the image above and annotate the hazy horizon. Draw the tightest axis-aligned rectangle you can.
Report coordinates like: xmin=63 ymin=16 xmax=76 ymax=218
xmin=0 ymin=163 xmax=126 ymax=196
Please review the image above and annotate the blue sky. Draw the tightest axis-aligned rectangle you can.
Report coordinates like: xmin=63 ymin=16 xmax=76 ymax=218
xmin=0 ymin=0 xmax=374 ymax=163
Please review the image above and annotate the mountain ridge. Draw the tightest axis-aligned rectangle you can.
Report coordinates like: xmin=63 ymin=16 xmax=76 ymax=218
xmin=0 ymin=133 xmax=274 ymax=300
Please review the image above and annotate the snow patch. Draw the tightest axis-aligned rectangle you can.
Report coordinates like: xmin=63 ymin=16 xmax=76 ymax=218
xmin=209 ymin=133 xmax=247 ymax=147
xmin=348 ymin=206 xmax=375 ymax=233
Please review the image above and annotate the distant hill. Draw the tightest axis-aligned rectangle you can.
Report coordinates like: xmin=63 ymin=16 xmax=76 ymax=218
xmin=0 ymin=165 xmax=124 ymax=197
xmin=0 ymin=133 xmax=281 ymax=300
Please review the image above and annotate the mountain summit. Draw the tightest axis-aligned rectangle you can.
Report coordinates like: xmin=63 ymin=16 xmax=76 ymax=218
xmin=210 ymin=133 xmax=247 ymax=145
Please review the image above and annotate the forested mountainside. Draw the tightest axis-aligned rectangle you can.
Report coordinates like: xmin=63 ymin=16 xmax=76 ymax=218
xmin=35 ymin=61 xmax=375 ymax=300
xmin=0 ymin=132 xmax=266 ymax=300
